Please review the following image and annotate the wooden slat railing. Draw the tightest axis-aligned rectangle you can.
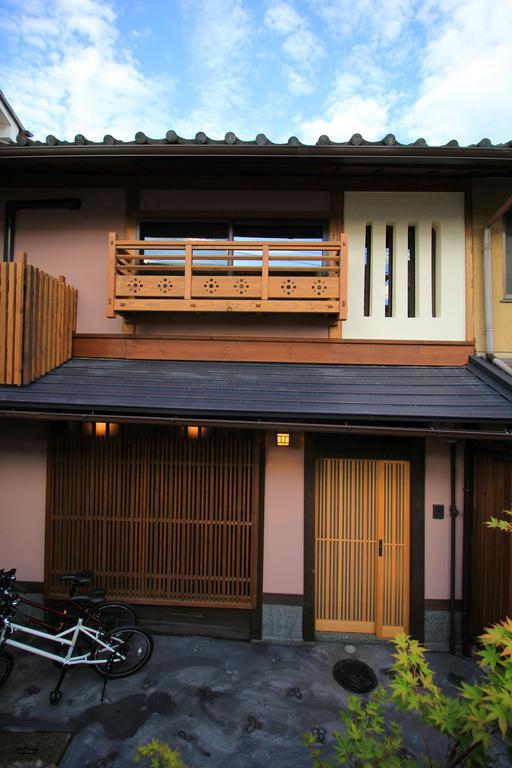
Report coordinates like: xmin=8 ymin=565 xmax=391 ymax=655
xmin=107 ymin=232 xmax=348 ymax=318
xmin=0 ymin=253 xmax=77 ymax=385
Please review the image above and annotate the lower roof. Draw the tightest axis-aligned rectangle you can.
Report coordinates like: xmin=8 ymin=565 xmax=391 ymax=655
xmin=0 ymin=356 xmax=511 ymax=425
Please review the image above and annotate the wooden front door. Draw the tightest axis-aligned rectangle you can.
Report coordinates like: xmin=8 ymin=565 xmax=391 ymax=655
xmin=45 ymin=426 xmax=260 ymax=609
xmin=315 ymin=458 xmax=410 ymax=637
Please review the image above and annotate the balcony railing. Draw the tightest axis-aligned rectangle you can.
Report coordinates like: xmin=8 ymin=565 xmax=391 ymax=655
xmin=0 ymin=253 xmax=77 ymax=385
xmin=107 ymin=233 xmax=348 ymax=318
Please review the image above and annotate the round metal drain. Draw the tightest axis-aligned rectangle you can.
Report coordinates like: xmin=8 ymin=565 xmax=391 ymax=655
xmin=332 ymin=659 xmax=378 ymax=694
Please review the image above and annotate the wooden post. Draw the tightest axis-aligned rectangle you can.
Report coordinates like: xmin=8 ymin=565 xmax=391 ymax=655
xmin=261 ymin=245 xmax=269 ymax=301
xmin=106 ymin=232 xmax=117 ymax=318
xmin=339 ymin=234 xmax=348 ymax=320
xmin=184 ymin=243 xmax=192 ymax=300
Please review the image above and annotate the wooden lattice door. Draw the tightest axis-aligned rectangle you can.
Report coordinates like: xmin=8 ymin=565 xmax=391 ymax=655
xmin=315 ymin=458 xmax=410 ymax=637
xmin=45 ymin=426 xmax=260 ymax=609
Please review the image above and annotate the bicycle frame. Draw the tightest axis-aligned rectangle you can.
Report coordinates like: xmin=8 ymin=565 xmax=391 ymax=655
xmin=0 ymin=619 xmax=126 ymax=667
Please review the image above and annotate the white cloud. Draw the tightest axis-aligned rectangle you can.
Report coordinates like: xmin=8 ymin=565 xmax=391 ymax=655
xmin=300 ymin=94 xmax=391 ymax=143
xmin=312 ymin=0 xmax=414 ymax=45
xmin=400 ymin=0 xmax=512 ymax=144
xmin=0 ymin=0 xmax=174 ymax=140
xmin=174 ymin=0 xmax=254 ymax=137
xmin=263 ymin=1 xmax=323 ymax=96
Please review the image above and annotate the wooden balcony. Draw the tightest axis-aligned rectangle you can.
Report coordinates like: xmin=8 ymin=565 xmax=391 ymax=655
xmin=0 ymin=254 xmax=77 ymax=385
xmin=107 ymin=233 xmax=348 ymax=318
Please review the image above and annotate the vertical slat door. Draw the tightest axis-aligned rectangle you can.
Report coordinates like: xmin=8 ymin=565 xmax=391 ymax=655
xmin=315 ymin=458 xmax=409 ymax=637
xmin=45 ymin=426 xmax=260 ymax=609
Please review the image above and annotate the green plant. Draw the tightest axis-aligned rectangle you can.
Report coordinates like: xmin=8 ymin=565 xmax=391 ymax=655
xmin=485 ymin=509 xmax=512 ymax=533
xmin=134 ymin=740 xmax=187 ymax=768
xmin=305 ymin=625 xmax=512 ymax=767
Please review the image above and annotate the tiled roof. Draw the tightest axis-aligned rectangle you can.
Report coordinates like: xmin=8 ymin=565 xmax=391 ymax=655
xmin=5 ymin=130 xmax=512 ymax=150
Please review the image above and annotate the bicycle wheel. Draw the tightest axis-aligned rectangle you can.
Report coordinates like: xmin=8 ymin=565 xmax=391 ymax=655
xmin=93 ymin=627 xmax=153 ymax=678
xmin=91 ymin=603 xmax=137 ymax=632
xmin=0 ymin=653 xmax=13 ymax=689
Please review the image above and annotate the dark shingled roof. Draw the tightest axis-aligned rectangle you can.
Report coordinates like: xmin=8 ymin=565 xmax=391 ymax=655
xmin=0 ymin=357 xmax=511 ymax=424
xmin=3 ymin=130 xmax=512 ymax=150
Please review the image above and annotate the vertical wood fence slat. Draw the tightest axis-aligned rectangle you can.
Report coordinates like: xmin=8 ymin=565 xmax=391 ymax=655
xmin=0 ymin=258 xmax=77 ymax=385
xmin=45 ymin=427 xmax=259 ymax=609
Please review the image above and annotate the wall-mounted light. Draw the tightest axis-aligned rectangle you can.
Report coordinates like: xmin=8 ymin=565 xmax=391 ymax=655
xmin=83 ymin=422 xmax=119 ymax=438
xmin=276 ymin=432 xmax=290 ymax=447
xmin=187 ymin=425 xmax=200 ymax=439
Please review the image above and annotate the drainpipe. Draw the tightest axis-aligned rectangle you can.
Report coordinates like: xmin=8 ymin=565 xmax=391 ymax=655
xmin=449 ymin=441 xmax=460 ymax=655
xmin=482 ymin=226 xmax=494 ymax=355
xmin=3 ymin=198 xmax=81 ymax=262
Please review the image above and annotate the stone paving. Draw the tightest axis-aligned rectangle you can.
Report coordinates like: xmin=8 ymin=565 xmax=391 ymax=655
xmin=0 ymin=634 xmax=496 ymax=768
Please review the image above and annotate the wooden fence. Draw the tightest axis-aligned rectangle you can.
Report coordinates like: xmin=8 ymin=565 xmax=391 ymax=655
xmin=0 ymin=254 xmax=77 ymax=385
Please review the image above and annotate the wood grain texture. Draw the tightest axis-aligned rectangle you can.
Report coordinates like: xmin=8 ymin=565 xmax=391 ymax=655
xmin=314 ymin=458 xmax=410 ymax=636
xmin=469 ymin=449 xmax=512 ymax=637
xmin=72 ymin=334 xmax=474 ymax=366
xmin=109 ymin=236 xmax=347 ymax=317
xmin=45 ymin=426 xmax=260 ymax=609
xmin=0 ymin=256 xmax=77 ymax=385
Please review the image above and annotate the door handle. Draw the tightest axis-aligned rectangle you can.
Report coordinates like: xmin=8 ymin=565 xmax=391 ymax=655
xmin=378 ymin=539 xmax=383 ymax=557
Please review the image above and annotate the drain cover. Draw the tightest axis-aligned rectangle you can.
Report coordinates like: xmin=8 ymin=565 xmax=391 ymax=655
xmin=332 ymin=659 xmax=378 ymax=694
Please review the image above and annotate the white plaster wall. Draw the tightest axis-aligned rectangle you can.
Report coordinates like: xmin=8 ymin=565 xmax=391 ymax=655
xmin=344 ymin=192 xmax=466 ymax=340
xmin=0 ymin=421 xmax=47 ymax=582
xmin=262 ymin=433 xmax=304 ymax=595
xmin=424 ymin=439 xmax=464 ymax=600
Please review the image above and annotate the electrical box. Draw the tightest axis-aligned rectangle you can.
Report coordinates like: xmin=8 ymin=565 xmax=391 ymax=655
xmin=433 ymin=504 xmax=445 ymax=520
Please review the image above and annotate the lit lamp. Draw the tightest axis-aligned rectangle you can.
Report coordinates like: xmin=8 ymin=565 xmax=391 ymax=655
xmin=276 ymin=432 xmax=290 ymax=447
xmin=95 ymin=422 xmax=107 ymax=437
xmin=187 ymin=425 xmax=200 ymax=439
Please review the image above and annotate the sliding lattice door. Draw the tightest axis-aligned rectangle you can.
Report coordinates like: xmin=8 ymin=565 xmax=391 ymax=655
xmin=45 ymin=426 xmax=260 ymax=609
xmin=315 ymin=459 xmax=410 ymax=637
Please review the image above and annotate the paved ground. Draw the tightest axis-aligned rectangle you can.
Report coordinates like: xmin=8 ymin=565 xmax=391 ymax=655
xmin=0 ymin=635 xmax=496 ymax=768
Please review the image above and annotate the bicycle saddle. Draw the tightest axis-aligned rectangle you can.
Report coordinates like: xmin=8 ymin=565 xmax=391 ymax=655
xmin=59 ymin=570 xmax=94 ymax=586
xmin=69 ymin=590 xmax=105 ymax=607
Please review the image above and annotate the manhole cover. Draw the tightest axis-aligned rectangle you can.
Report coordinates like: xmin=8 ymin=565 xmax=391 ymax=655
xmin=332 ymin=659 xmax=378 ymax=694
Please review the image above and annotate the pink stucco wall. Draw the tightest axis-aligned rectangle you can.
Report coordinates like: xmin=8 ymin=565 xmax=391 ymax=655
xmin=0 ymin=421 xmax=47 ymax=582
xmin=424 ymin=439 xmax=464 ymax=600
xmin=0 ymin=187 xmax=125 ymax=334
xmin=263 ymin=433 xmax=304 ymax=595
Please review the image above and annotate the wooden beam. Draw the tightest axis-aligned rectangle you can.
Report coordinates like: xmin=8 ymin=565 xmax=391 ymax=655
xmin=72 ymin=334 xmax=474 ymax=366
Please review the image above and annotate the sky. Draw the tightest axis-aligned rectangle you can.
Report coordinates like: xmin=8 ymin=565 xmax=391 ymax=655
xmin=0 ymin=0 xmax=511 ymax=146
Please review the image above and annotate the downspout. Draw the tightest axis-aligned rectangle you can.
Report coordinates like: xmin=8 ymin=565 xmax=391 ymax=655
xmin=3 ymin=198 xmax=81 ymax=262
xmin=449 ymin=441 xmax=460 ymax=655
xmin=482 ymin=226 xmax=494 ymax=355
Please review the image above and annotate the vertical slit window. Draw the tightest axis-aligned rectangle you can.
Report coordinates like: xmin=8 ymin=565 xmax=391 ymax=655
xmin=407 ymin=225 xmax=416 ymax=317
xmin=431 ymin=227 xmax=438 ymax=317
xmin=385 ymin=225 xmax=394 ymax=317
xmin=364 ymin=224 xmax=372 ymax=316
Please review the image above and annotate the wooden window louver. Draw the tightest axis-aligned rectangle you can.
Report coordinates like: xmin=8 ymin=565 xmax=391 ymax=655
xmin=45 ymin=426 xmax=260 ymax=609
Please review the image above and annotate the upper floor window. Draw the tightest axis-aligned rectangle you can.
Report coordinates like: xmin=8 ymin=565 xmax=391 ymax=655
xmin=504 ymin=210 xmax=512 ymax=299
xmin=139 ymin=219 xmax=326 ymax=267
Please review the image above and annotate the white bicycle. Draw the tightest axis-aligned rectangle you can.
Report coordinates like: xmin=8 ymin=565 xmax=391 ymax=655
xmin=0 ymin=591 xmax=153 ymax=704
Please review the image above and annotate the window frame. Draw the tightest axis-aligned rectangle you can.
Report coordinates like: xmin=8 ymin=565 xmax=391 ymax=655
xmin=503 ymin=209 xmax=512 ymax=300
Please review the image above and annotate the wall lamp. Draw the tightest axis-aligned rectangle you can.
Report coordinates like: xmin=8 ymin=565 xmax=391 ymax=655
xmin=276 ymin=432 xmax=290 ymax=447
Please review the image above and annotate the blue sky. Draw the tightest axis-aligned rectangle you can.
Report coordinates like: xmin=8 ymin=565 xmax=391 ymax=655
xmin=1 ymin=0 xmax=511 ymax=145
